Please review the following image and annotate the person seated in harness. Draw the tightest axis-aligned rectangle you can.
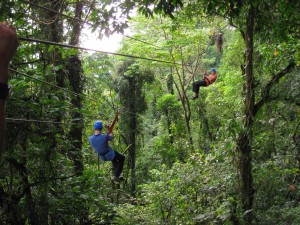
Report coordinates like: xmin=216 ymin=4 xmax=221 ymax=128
xmin=192 ymin=68 xmax=217 ymax=100
xmin=88 ymin=121 xmax=125 ymax=182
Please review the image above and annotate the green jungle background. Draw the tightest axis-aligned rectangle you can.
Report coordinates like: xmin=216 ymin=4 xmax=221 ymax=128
xmin=0 ymin=0 xmax=299 ymax=224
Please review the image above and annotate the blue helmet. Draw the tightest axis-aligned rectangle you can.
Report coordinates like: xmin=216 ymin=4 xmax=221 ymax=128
xmin=94 ymin=121 xmax=103 ymax=130
xmin=210 ymin=68 xmax=216 ymax=73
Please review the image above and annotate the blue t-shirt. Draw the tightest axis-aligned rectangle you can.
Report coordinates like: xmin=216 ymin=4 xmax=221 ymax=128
xmin=88 ymin=133 xmax=115 ymax=161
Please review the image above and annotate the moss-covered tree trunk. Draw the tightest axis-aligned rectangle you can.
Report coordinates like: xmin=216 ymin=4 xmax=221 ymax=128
xmin=67 ymin=2 xmax=84 ymax=176
xmin=117 ymin=61 xmax=154 ymax=196
xmin=128 ymin=101 xmax=137 ymax=196
xmin=236 ymin=4 xmax=255 ymax=224
xmin=125 ymin=76 xmax=138 ymax=196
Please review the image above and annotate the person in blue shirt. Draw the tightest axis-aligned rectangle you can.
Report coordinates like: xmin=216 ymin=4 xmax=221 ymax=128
xmin=89 ymin=121 xmax=125 ymax=182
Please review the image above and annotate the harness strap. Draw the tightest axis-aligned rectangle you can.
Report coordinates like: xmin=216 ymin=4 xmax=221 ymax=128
xmin=99 ymin=112 xmax=119 ymax=161
xmin=99 ymin=133 xmax=112 ymax=160
xmin=99 ymin=149 xmax=109 ymax=160
xmin=99 ymin=149 xmax=110 ymax=156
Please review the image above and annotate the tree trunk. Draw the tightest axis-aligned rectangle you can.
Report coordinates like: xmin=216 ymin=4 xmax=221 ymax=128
xmin=174 ymin=80 xmax=194 ymax=150
xmin=38 ymin=1 xmax=66 ymax=223
xmin=197 ymin=100 xmax=213 ymax=153
xmin=128 ymin=77 xmax=137 ymax=196
xmin=67 ymin=2 xmax=84 ymax=176
xmin=165 ymin=108 xmax=174 ymax=145
xmin=128 ymin=114 xmax=137 ymax=196
xmin=66 ymin=3 xmax=87 ymax=223
xmin=237 ymin=5 xmax=255 ymax=224
xmin=67 ymin=56 xmax=84 ymax=175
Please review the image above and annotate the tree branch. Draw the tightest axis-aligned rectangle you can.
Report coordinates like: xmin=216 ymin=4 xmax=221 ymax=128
xmin=253 ymin=62 xmax=296 ymax=116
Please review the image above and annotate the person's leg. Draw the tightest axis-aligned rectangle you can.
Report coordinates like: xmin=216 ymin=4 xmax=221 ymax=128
xmin=112 ymin=151 xmax=125 ymax=179
xmin=192 ymin=80 xmax=201 ymax=94
xmin=111 ymin=158 xmax=118 ymax=178
xmin=192 ymin=80 xmax=206 ymax=99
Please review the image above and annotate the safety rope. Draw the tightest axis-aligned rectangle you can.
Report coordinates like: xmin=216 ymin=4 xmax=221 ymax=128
xmin=9 ymin=68 xmax=85 ymax=98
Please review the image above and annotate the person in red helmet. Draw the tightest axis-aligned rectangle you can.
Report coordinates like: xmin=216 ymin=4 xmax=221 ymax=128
xmin=192 ymin=68 xmax=217 ymax=100
xmin=88 ymin=121 xmax=125 ymax=182
xmin=0 ymin=21 xmax=19 ymax=160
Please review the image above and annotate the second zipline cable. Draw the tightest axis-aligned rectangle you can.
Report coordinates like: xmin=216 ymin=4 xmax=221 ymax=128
xmin=18 ymin=37 xmax=183 ymax=66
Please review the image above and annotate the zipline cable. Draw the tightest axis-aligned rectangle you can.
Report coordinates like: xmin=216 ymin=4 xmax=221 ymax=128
xmin=18 ymin=37 xmax=183 ymax=66
xmin=122 ymin=34 xmax=164 ymax=49
xmin=8 ymin=69 xmax=123 ymax=121
xmin=9 ymin=68 xmax=86 ymax=99
xmin=9 ymin=68 xmax=141 ymax=118
xmin=5 ymin=117 xmax=77 ymax=124
xmin=14 ymin=60 xmax=154 ymax=118
xmin=8 ymin=68 xmax=115 ymax=120
xmin=21 ymin=0 xmax=165 ymax=50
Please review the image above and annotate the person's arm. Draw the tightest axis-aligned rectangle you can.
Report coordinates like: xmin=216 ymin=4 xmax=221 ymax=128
xmin=0 ymin=21 xmax=19 ymax=160
xmin=108 ymin=132 xmax=114 ymax=140
xmin=201 ymin=69 xmax=207 ymax=79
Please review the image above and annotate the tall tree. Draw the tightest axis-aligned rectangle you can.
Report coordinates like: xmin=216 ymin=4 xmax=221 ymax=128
xmin=115 ymin=60 xmax=154 ymax=195
xmin=120 ymin=14 xmax=218 ymax=151
xmin=66 ymin=2 xmax=85 ymax=176
xmin=237 ymin=4 xmax=255 ymax=221
xmin=184 ymin=0 xmax=300 ymax=223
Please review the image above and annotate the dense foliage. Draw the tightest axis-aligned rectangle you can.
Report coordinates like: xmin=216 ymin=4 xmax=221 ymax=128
xmin=0 ymin=0 xmax=299 ymax=224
